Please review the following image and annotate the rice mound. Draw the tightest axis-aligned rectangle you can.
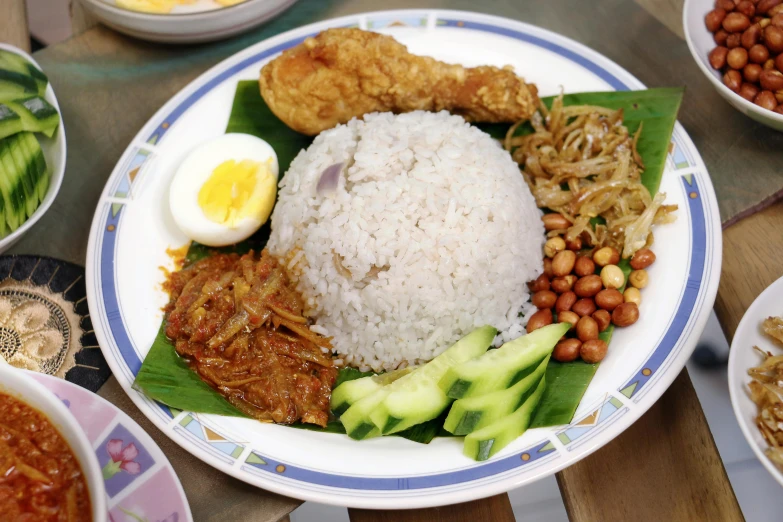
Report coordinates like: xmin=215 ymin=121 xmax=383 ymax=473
xmin=268 ymin=111 xmax=544 ymax=371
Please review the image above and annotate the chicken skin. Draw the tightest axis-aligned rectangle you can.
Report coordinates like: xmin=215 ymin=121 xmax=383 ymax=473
xmin=259 ymin=28 xmax=539 ymax=135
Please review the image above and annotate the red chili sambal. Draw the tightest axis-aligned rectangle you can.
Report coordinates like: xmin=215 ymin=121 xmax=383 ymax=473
xmin=164 ymin=249 xmax=337 ymax=427
xmin=0 ymin=393 xmax=92 ymax=522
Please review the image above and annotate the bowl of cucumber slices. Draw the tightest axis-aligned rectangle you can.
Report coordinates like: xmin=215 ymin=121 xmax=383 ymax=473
xmin=0 ymin=45 xmax=65 ymax=253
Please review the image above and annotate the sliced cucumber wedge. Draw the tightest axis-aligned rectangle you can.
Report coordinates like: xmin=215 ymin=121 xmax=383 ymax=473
xmin=0 ymin=70 xmax=38 ymax=101
xmin=0 ymin=50 xmax=48 ymax=94
xmin=6 ymin=135 xmax=38 ymax=218
xmin=440 ymin=322 xmax=569 ymax=399
xmin=0 ymin=104 xmax=22 ymax=140
xmin=368 ymin=325 xmax=497 ymax=435
xmin=331 ymin=367 xmax=413 ymax=417
xmin=18 ymin=132 xmax=47 ymax=203
xmin=2 ymin=97 xmax=60 ymax=138
xmin=340 ymin=325 xmax=497 ymax=439
xmin=463 ymin=375 xmax=546 ymax=461
xmin=444 ymin=355 xmax=550 ymax=436
xmin=0 ymin=138 xmax=26 ymax=230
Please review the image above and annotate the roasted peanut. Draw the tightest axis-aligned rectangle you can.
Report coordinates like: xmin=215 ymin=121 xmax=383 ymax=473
xmin=623 ymin=287 xmax=642 ymax=306
xmin=771 ymin=3 xmax=783 ymax=15
xmin=542 ymin=213 xmax=572 ymax=231
xmin=754 ymin=89 xmax=779 ymax=109
xmin=551 ymin=275 xmax=577 ymax=293
xmin=528 ymin=274 xmax=550 ymax=293
xmin=757 ymin=0 xmax=782 ymax=14
xmin=574 ymin=256 xmax=596 ymax=277
xmin=526 ymin=308 xmax=553 ymax=333
xmin=543 ymin=257 xmax=554 ymax=278
xmin=552 ymin=250 xmax=577 ymax=277
xmin=581 ymin=339 xmax=609 ymax=363
xmin=749 ymin=42 xmax=770 ymax=62
xmin=565 ymin=236 xmax=583 ymax=251
xmin=612 ymin=302 xmax=640 ymax=327
xmin=715 ymin=28 xmax=730 ymax=45
xmin=737 ymin=0 xmax=756 ymax=16
xmin=600 ymin=265 xmax=625 ymax=289
xmin=777 ymin=53 xmax=783 ymax=71
xmin=572 ymin=298 xmax=597 ymax=317
xmin=557 ymin=310 xmax=580 ymax=331
xmin=744 ymin=62 xmax=763 ymax=81
xmin=532 ymin=290 xmax=557 ymax=309
xmin=728 ymin=46 xmax=750 ymax=68
xmin=709 ymin=46 xmax=730 ymax=68
xmin=764 ymin=58 xmax=776 ymax=69
xmin=553 ymin=338 xmax=581 ymax=363
xmin=723 ymin=12 xmax=752 ymax=32
xmin=742 ymin=23 xmax=762 ymax=47
xmin=592 ymin=246 xmax=620 ymax=267
xmin=760 ymin=70 xmax=783 ymax=91
xmin=592 ymin=309 xmax=611 ymax=332
xmin=715 ymin=0 xmax=735 ymax=10
xmin=772 ymin=13 xmax=783 ymax=27
xmin=706 ymin=7 xmax=729 ymax=30
xmin=727 ymin=32 xmax=743 ymax=47
xmin=764 ymin=25 xmax=783 ymax=52
xmin=555 ymin=291 xmax=577 ymax=312
xmin=630 ymin=248 xmax=656 ymax=269
xmin=576 ymin=316 xmax=599 ymax=343
xmin=544 ymin=237 xmax=566 ymax=258
xmin=724 ymin=69 xmax=743 ymax=91
xmin=574 ymin=275 xmax=602 ymax=297
xmin=740 ymin=81 xmax=762 ymax=100
xmin=629 ymin=269 xmax=649 ymax=289
xmin=595 ymin=288 xmax=624 ymax=311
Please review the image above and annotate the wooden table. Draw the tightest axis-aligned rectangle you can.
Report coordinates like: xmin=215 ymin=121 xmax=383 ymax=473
xmin=7 ymin=0 xmax=782 ymax=520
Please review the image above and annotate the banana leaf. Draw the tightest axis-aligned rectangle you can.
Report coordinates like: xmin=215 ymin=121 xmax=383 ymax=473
xmin=133 ymin=81 xmax=683 ymax=438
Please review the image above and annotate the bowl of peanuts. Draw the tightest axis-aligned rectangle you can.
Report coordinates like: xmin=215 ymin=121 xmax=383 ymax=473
xmin=684 ymin=0 xmax=783 ymax=130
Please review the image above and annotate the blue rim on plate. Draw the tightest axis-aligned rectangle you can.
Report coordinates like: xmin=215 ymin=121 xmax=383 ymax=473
xmin=86 ymin=9 xmax=722 ymax=508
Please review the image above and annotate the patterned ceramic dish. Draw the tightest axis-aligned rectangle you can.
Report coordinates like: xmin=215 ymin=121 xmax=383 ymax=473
xmin=683 ymin=0 xmax=783 ymax=131
xmin=0 ymin=365 xmax=108 ymax=521
xmin=78 ymin=0 xmax=298 ymax=44
xmin=728 ymin=276 xmax=783 ymax=488
xmin=0 ymin=45 xmax=67 ymax=254
xmin=85 ymin=9 xmax=723 ymax=509
xmin=28 ymin=371 xmax=194 ymax=522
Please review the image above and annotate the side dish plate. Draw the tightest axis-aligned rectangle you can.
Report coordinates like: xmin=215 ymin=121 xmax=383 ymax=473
xmin=85 ymin=9 xmax=723 ymax=509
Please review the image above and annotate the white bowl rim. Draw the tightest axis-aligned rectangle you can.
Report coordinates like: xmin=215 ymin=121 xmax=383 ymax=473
xmin=0 ymin=365 xmax=108 ymax=521
xmin=728 ymin=275 xmax=783 ymax=488
xmin=682 ymin=0 xmax=783 ymax=124
xmin=0 ymin=44 xmax=67 ymax=251
xmin=80 ymin=0 xmax=270 ymax=20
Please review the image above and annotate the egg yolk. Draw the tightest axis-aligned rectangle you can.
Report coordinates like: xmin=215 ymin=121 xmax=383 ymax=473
xmin=198 ymin=159 xmax=276 ymax=227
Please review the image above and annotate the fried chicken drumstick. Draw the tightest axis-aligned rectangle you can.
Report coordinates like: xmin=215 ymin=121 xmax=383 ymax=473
xmin=259 ymin=28 xmax=540 ymax=135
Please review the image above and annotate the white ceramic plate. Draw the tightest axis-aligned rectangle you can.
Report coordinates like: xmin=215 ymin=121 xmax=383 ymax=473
xmin=29 ymin=372 xmax=194 ymax=521
xmin=683 ymin=0 xmax=783 ymax=131
xmin=80 ymin=0 xmax=298 ymax=44
xmin=0 ymin=44 xmax=66 ymax=254
xmin=85 ymin=9 xmax=723 ymax=509
xmin=728 ymin=276 xmax=783 ymax=487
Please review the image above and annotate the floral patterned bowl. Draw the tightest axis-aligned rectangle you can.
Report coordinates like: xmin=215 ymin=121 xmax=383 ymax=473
xmin=0 ymin=365 xmax=108 ymax=521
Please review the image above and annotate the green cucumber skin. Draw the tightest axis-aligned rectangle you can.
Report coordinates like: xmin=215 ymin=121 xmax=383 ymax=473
xmin=0 ymin=139 xmax=24 ymax=230
xmin=6 ymin=136 xmax=37 ymax=218
xmin=0 ymin=104 xmax=22 ymax=140
xmin=19 ymin=132 xmax=46 ymax=202
xmin=0 ymin=51 xmax=48 ymax=94
xmin=444 ymin=356 xmax=549 ymax=436
xmin=0 ymin=70 xmax=37 ymax=101
xmin=463 ymin=376 xmax=547 ymax=461
xmin=330 ymin=367 xmax=413 ymax=417
xmin=440 ymin=323 xmax=568 ymax=399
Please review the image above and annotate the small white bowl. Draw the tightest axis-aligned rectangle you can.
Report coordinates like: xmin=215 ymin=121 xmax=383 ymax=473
xmin=0 ymin=44 xmax=67 ymax=253
xmin=683 ymin=0 xmax=783 ymax=131
xmin=79 ymin=0 xmax=298 ymax=44
xmin=728 ymin=275 xmax=783 ymax=488
xmin=0 ymin=365 xmax=108 ymax=521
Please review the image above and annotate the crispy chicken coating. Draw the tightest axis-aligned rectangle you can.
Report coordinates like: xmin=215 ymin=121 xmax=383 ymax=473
xmin=259 ymin=28 xmax=539 ymax=135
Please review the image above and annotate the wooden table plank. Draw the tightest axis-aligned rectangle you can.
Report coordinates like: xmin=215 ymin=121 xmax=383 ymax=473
xmin=2 ymin=0 xmax=31 ymax=51
xmin=558 ymin=370 xmax=743 ymax=521
xmin=350 ymin=494 xmax=514 ymax=522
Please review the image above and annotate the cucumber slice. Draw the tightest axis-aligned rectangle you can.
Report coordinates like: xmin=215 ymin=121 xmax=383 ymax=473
xmin=340 ymin=325 xmax=497 ymax=439
xmin=0 ymin=139 xmax=26 ymax=230
xmin=444 ymin=355 xmax=550 ymax=436
xmin=463 ymin=375 xmax=546 ymax=461
xmin=4 ymin=97 xmax=60 ymax=138
xmin=6 ymin=135 xmax=39 ymax=218
xmin=331 ymin=367 xmax=413 ymax=417
xmin=18 ymin=132 xmax=47 ymax=203
xmin=0 ymin=50 xmax=48 ymax=94
xmin=368 ymin=325 xmax=497 ymax=435
xmin=0 ymin=70 xmax=37 ymax=101
xmin=0 ymin=104 xmax=23 ymax=140
xmin=440 ymin=322 xmax=569 ymax=399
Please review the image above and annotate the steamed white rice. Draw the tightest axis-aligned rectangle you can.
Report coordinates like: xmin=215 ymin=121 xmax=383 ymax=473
xmin=268 ymin=111 xmax=544 ymax=371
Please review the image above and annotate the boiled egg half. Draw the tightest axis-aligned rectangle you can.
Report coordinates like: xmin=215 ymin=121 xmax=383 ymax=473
xmin=169 ymin=133 xmax=278 ymax=247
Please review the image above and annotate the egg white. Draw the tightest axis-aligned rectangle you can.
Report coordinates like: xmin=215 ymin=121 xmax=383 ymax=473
xmin=169 ymin=133 xmax=279 ymax=247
